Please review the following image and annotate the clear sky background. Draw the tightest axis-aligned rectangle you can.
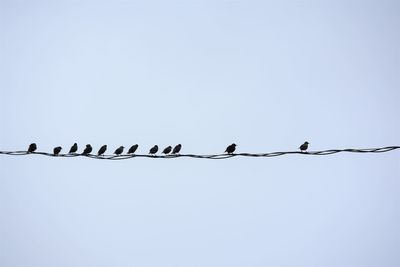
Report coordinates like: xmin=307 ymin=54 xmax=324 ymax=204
xmin=1 ymin=0 xmax=399 ymax=266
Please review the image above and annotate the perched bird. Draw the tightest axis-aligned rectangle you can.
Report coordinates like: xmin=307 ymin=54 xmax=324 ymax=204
xmin=128 ymin=144 xmax=139 ymax=154
xmin=225 ymin=143 xmax=237 ymax=154
xmin=299 ymin=141 xmax=309 ymax=152
xmin=162 ymin=146 xmax=172 ymax=155
xmin=149 ymin=145 xmax=158 ymax=155
xmin=69 ymin=143 xmax=78 ymax=154
xmin=82 ymin=144 xmax=92 ymax=155
xmin=97 ymin=145 xmax=107 ymax=156
xmin=172 ymin=144 xmax=182 ymax=154
xmin=53 ymin=146 xmax=62 ymax=155
xmin=28 ymin=143 xmax=37 ymax=153
xmin=114 ymin=146 xmax=124 ymax=155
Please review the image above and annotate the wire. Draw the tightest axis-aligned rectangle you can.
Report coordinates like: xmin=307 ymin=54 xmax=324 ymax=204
xmin=0 ymin=146 xmax=399 ymax=160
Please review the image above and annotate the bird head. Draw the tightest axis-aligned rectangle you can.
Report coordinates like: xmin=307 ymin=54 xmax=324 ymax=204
xmin=305 ymin=141 xmax=309 ymax=145
xmin=232 ymin=143 xmax=237 ymax=147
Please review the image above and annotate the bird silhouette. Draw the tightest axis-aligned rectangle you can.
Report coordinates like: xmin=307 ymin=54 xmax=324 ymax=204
xmin=114 ymin=146 xmax=124 ymax=155
xmin=128 ymin=144 xmax=139 ymax=154
xmin=98 ymin=145 xmax=107 ymax=156
xmin=53 ymin=146 xmax=62 ymax=155
xmin=82 ymin=144 xmax=92 ymax=155
xmin=299 ymin=141 xmax=309 ymax=152
xmin=149 ymin=145 xmax=158 ymax=155
xmin=69 ymin=143 xmax=78 ymax=154
xmin=172 ymin=144 xmax=182 ymax=154
xmin=28 ymin=143 xmax=37 ymax=153
xmin=162 ymin=146 xmax=172 ymax=155
xmin=225 ymin=143 xmax=237 ymax=154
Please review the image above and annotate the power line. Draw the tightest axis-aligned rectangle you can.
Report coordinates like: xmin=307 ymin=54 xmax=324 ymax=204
xmin=0 ymin=146 xmax=399 ymax=160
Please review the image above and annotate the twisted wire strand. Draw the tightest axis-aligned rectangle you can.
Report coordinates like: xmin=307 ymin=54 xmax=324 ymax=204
xmin=0 ymin=146 xmax=399 ymax=160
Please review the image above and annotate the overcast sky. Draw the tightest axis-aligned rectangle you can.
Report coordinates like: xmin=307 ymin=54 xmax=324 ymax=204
xmin=1 ymin=0 xmax=399 ymax=266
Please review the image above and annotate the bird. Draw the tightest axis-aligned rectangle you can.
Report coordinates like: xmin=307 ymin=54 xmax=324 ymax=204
xmin=114 ymin=146 xmax=124 ymax=155
xmin=53 ymin=146 xmax=62 ymax=155
xmin=225 ymin=143 xmax=237 ymax=154
xmin=69 ymin=143 xmax=78 ymax=154
xmin=128 ymin=144 xmax=139 ymax=154
xmin=149 ymin=145 xmax=158 ymax=155
xmin=162 ymin=146 xmax=172 ymax=155
xmin=172 ymin=144 xmax=182 ymax=154
xmin=299 ymin=141 xmax=309 ymax=152
xmin=28 ymin=143 xmax=37 ymax=153
xmin=97 ymin=145 xmax=107 ymax=156
xmin=82 ymin=144 xmax=92 ymax=155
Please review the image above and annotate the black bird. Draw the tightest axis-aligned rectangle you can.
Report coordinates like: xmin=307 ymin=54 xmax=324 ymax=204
xmin=82 ymin=144 xmax=92 ymax=155
xmin=128 ymin=144 xmax=139 ymax=154
xmin=225 ymin=143 xmax=237 ymax=154
xmin=69 ymin=143 xmax=78 ymax=154
xmin=98 ymin=145 xmax=107 ymax=156
xmin=162 ymin=146 xmax=172 ymax=155
xmin=299 ymin=141 xmax=309 ymax=152
xmin=53 ymin=146 xmax=62 ymax=155
xmin=28 ymin=143 xmax=37 ymax=153
xmin=172 ymin=144 xmax=182 ymax=154
xmin=114 ymin=146 xmax=124 ymax=155
xmin=149 ymin=145 xmax=158 ymax=155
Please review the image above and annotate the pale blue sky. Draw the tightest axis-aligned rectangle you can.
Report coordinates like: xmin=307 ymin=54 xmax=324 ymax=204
xmin=1 ymin=0 xmax=399 ymax=266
